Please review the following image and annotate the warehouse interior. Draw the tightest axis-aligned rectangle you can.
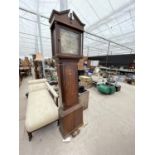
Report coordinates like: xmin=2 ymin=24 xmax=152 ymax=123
xmin=19 ymin=0 xmax=135 ymax=155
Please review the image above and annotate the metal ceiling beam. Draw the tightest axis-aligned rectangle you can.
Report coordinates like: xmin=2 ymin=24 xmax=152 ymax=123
xmin=85 ymin=31 xmax=133 ymax=50
xmin=94 ymin=15 xmax=135 ymax=35
xmin=84 ymin=31 xmax=134 ymax=47
xmin=109 ymin=31 xmax=135 ymax=40
xmin=84 ymin=40 xmax=134 ymax=51
xmin=19 ymin=7 xmax=133 ymax=51
xmin=86 ymin=1 xmax=135 ymax=32
xmin=19 ymin=31 xmax=50 ymax=39
xmin=19 ymin=7 xmax=49 ymax=19
xmin=19 ymin=15 xmax=49 ymax=26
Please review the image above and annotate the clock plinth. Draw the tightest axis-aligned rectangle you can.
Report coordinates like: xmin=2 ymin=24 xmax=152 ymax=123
xmin=49 ymin=9 xmax=85 ymax=138
xmin=59 ymin=104 xmax=83 ymax=138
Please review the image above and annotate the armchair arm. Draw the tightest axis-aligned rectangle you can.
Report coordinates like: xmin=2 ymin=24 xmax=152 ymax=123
xmin=45 ymin=82 xmax=59 ymax=106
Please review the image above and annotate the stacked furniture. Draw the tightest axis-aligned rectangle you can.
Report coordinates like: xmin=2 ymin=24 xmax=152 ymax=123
xmin=33 ymin=53 xmax=44 ymax=79
xmin=25 ymin=79 xmax=59 ymax=141
xmin=19 ymin=57 xmax=32 ymax=80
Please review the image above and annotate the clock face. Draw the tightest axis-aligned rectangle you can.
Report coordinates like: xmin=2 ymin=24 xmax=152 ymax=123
xmin=60 ymin=28 xmax=79 ymax=55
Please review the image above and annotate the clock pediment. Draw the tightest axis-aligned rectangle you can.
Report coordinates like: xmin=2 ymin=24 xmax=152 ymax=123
xmin=49 ymin=9 xmax=85 ymax=31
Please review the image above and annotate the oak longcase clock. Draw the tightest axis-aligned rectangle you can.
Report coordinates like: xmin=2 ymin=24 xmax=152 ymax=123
xmin=49 ymin=9 xmax=85 ymax=138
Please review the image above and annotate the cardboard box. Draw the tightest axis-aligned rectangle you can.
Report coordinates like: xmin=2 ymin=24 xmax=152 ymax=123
xmin=79 ymin=76 xmax=93 ymax=88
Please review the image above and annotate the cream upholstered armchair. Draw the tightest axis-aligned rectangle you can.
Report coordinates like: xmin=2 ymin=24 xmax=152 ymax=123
xmin=25 ymin=79 xmax=59 ymax=141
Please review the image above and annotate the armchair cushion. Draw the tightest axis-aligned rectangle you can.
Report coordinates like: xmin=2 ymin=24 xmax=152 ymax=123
xmin=28 ymin=79 xmax=47 ymax=84
xmin=25 ymin=89 xmax=58 ymax=132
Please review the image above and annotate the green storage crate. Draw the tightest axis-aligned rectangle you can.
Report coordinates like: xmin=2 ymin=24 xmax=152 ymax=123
xmin=97 ymin=83 xmax=116 ymax=94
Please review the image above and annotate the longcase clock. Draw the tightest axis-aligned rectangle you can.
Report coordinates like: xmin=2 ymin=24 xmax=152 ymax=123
xmin=49 ymin=9 xmax=85 ymax=138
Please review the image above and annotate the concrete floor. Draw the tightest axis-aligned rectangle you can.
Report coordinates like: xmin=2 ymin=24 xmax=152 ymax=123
xmin=19 ymin=76 xmax=135 ymax=155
